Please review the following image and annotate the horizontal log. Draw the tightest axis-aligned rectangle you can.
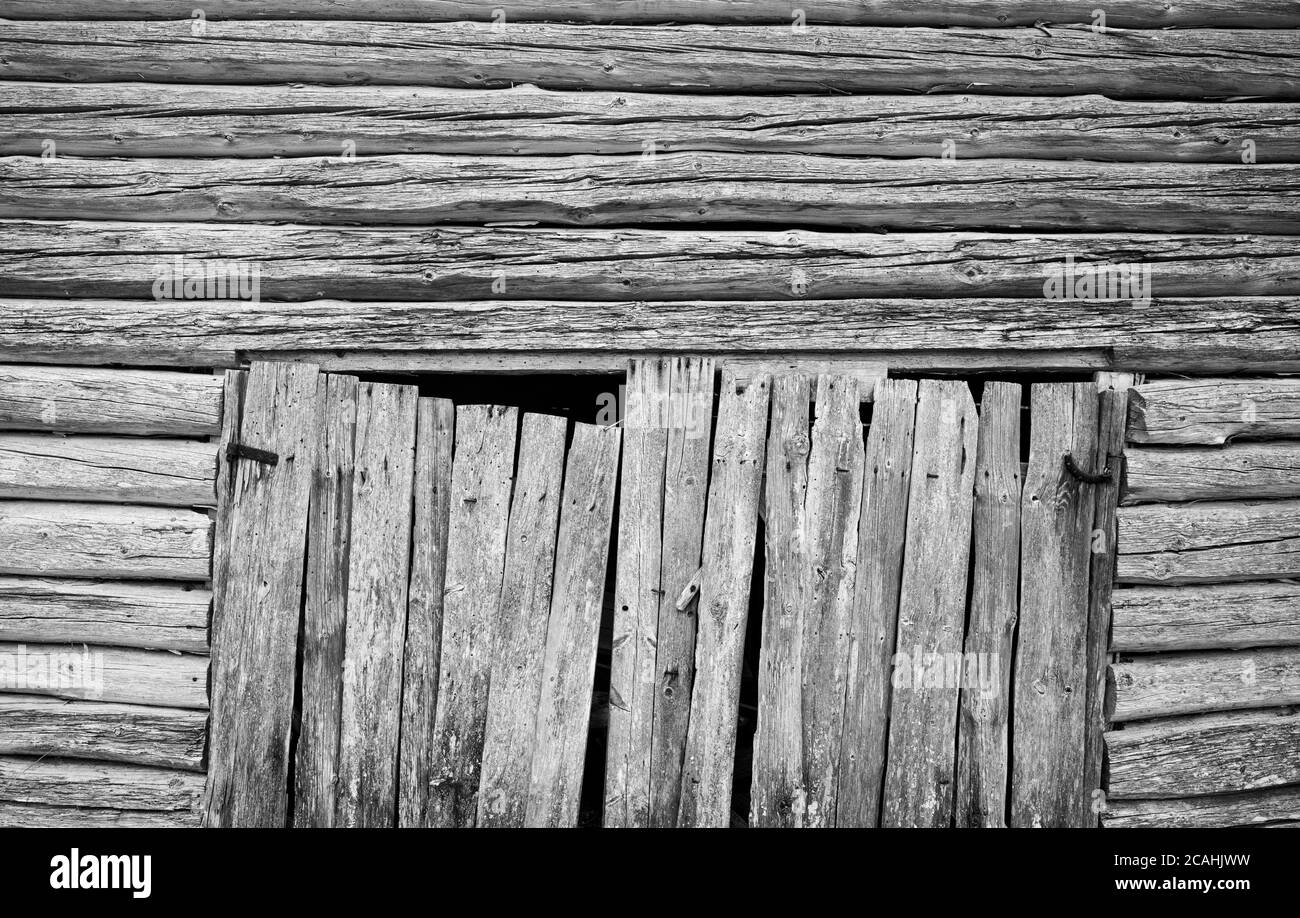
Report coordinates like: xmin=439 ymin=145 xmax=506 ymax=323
xmin=0 ymin=501 xmax=212 ymax=582
xmin=0 ymin=641 xmax=208 ymax=709
xmin=1128 ymin=378 xmax=1300 ymax=445
xmin=5 ymin=85 xmax=1298 ymax=163
xmin=3 ymin=297 xmax=1299 ymax=375
xmin=1117 ymin=499 xmax=1300 ymax=585
xmin=1112 ymin=582 xmax=1300 ymax=652
xmin=1108 ymin=647 xmax=1300 ymax=721
xmin=0 ymin=365 xmax=224 ymax=437
xmin=2 ymin=155 xmax=1295 ymax=233
xmin=1106 ymin=707 xmax=1300 ymax=799
xmin=1103 ymin=785 xmax=1300 ymax=828
xmin=0 ymin=756 xmax=204 ymax=813
xmin=1123 ymin=443 xmax=1300 ymax=503
xmin=0 ymin=694 xmax=206 ymax=771
xmin=0 ymin=434 xmax=217 ymax=506
xmin=0 ymin=577 xmax=209 ymax=653
xmin=3 ymin=1 xmax=1296 ymax=27
xmin=0 ymin=800 xmax=199 ymax=827
xmin=1 ymin=23 xmax=1296 ymax=98
xmin=6 ymin=222 xmax=1300 ymax=302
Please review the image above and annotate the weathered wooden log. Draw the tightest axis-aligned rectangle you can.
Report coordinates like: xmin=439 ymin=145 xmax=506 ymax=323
xmin=0 ymin=641 xmax=207 ymax=709
xmin=4 ymin=298 xmax=1299 ymax=376
xmin=1112 ymin=581 xmax=1300 ymax=653
xmin=12 ymin=223 xmax=1300 ymax=302
xmin=0 ymin=577 xmax=209 ymax=653
xmin=4 ymin=1 xmax=1296 ymax=27
xmin=1109 ymin=647 xmax=1300 ymax=721
xmin=205 ymin=361 xmax=320 ymax=828
xmin=0 ymin=365 xmax=223 ymax=437
xmin=0 ymin=800 xmax=199 ymax=828
xmin=4 ymin=155 xmax=1295 ymax=234
xmin=478 ymin=414 xmax=565 ymax=829
xmin=955 ymin=381 xmax=1021 ymax=828
xmin=525 ymin=422 xmax=620 ymax=828
xmin=292 ymin=374 xmax=356 ymax=829
xmin=0 ymin=694 xmax=206 ymax=771
xmin=427 ymin=405 xmax=518 ymax=828
xmin=6 ymin=86 xmax=1297 ymax=163
xmin=1103 ymin=785 xmax=1300 ymax=829
xmin=1117 ymin=499 xmax=1300 ymax=585
xmin=837 ymin=379 xmax=917 ymax=828
xmin=0 ymin=434 xmax=216 ymax=507
xmin=0 ymin=756 xmax=203 ymax=813
xmin=1011 ymin=383 xmax=1099 ymax=828
xmin=335 ymin=383 xmax=418 ymax=828
xmin=1106 ymin=707 xmax=1300 ymax=799
xmin=678 ymin=371 xmax=768 ymax=828
xmin=0 ymin=501 xmax=211 ymax=582
xmin=396 ymin=397 xmax=454 ymax=828
xmin=1128 ymin=378 xmax=1300 ymax=445
xmin=750 ymin=374 xmax=810 ymax=829
xmin=604 ymin=362 xmax=669 ymax=829
xmin=1124 ymin=442 xmax=1300 ymax=503
xmin=647 ymin=358 xmax=714 ymax=826
xmin=883 ymin=380 xmax=977 ymax=828
xmin=2 ymin=22 xmax=1296 ymax=98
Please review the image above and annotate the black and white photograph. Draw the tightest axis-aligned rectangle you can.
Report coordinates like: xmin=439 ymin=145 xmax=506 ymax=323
xmin=0 ymin=0 xmax=1294 ymax=903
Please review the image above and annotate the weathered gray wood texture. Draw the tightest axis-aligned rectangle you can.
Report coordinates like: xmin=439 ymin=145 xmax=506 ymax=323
xmin=479 ymin=413 xmax=566 ymax=829
xmin=6 ymin=298 xmax=1297 ymax=375
xmin=526 ymin=422 xmax=620 ymax=828
xmin=6 ymin=89 xmax=1297 ymax=163
xmin=1124 ymin=442 xmax=1300 ymax=503
xmin=3 ymin=156 xmax=1295 ymax=233
xmin=1117 ymin=499 xmax=1300 ymax=585
xmin=0 ymin=641 xmax=207 ymax=709
xmin=0 ymin=577 xmax=209 ymax=653
xmin=2 ymin=23 xmax=1296 ymax=98
xmin=0 ymin=756 xmax=204 ymax=816
xmin=8 ymin=223 xmax=1299 ymax=302
xmin=955 ymin=381 xmax=1021 ymax=828
xmin=0 ymin=365 xmax=223 ymax=436
xmin=836 ymin=378 xmax=917 ymax=828
xmin=1011 ymin=383 xmax=1098 ymax=828
xmin=1109 ymin=648 xmax=1300 ymax=721
xmin=205 ymin=361 xmax=319 ymax=828
xmin=6 ymin=1 xmax=1295 ymax=26
xmin=679 ymin=371 xmax=769 ymax=828
xmin=882 ymin=380 xmax=978 ymax=828
xmin=335 ymin=382 xmax=418 ymax=827
xmin=0 ymin=694 xmax=206 ymax=771
xmin=1103 ymin=786 xmax=1300 ymax=829
xmin=1128 ymin=379 xmax=1300 ymax=445
xmin=292 ymin=374 xmax=356 ymax=829
xmin=1112 ymin=582 xmax=1300 ymax=652
xmin=397 ymin=397 xmax=454 ymax=827
xmin=426 ymin=405 xmax=517 ymax=827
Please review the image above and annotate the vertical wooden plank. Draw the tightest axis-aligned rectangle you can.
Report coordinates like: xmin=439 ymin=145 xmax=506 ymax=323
xmin=751 ymin=374 xmax=810 ymax=827
xmin=210 ymin=369 xmax=245 ymax=669
xmin=293 ymin=373 xmax=357 ymax=828
xmin=525 ymin=421 xmax=621 ymax=828
xmin=204 ymin=360 xmax=320 ymax=828
xmin=1011 ymin=382 xmax=1100 ymax=828
xmin=604 ymin=359 xmax=668 ymax=828
xmin=955 ymin=381 xmax=1022 ymax=827
xmin=1085 ymin=373 xmax=1133 ymax=826
xmin=800 ymin=375 xmax=865 ymax=827
xmin=478 ymin=413 xmax=567 ymax=828
xmin=427 ymin=404 xmax=517 ymax=828
xmin=397 ymin=396 xmax=454 ymax=827
xmin=837 ymin=379 xmax=918 ymax=827
xmin=648 ymin=356 xmax=715 ymax=826
xmin=882 ymin=379 xmax=978 ymax=828
xmin=678 ymin=371 xmax=770 ymax=828
xmin=335 ymin=382 xmax=418 ymax=827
